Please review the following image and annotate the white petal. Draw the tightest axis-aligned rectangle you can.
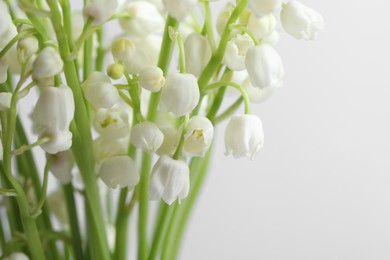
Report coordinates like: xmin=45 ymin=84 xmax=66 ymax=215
xmin=99 ymin=155 xmax=139 ymax=189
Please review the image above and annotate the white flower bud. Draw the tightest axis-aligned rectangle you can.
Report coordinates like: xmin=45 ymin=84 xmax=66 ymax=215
xmin=3 ymin=252 xmax=29 ymax=260
xmin=149 ymin=155 xmax=190 ymax=205
xmin=31 ymin=85 xmax=75 ymax=154
xmin=160 ymin=73 xmax=200 ymax=116
xmin=225 ymin=114 xmax=264 ymax=159
xmin=93 ymin=108 xmax=130 ymax=139
xmin=248 ymin=0 xmax=282 ymax=17
xmin=119 ymin=1 xmax=164 ymax=38
xmin=83 ymin=0 xmax=118 ymax=24
xmin=17 ymin=36 xmax=39 ymax=64
xmin=0 ymin=92 xmax=12 ymax=111
xmin=280 ymin=1 xmax=324 ymax=40
xmin=82 ymin=72 xmax=120 ymax=108
xmin=107 ymin=63 xmax=124 ymax=79
xmin=49 ymin=151 xmax=74 ymax=184
xmin=184 ymin=33 xmax=212 ymax=77
xmin=224 ymin=34 xmax=254 ymax=71
xmin=139 ymin=66 xmax=165 ymax=92
xmin=47 ymin=190 xmax=68 ymax=225
xmin=32 ymin=47 xmax=64 ymax=80
xmin=248 ymin=13 xmax=276 ymax=39
xmin=111 ymin=37 xmax=136 ymax=62
xmin=0 ymin=57 xmax=8 ymax=84
xmin=93 ymin=137 xmax=128 ymax=163
xmin=99 ymin=155 xmax=139 ymax=189
xmin=216 ymin=2 xmax=235 ymax=36
xmin=163 ymin=0 xmax=197 ymax=21
xmin=245 ymin=44 xmax=284 ymax=89
xmin=183 ymin=116 xmax=214 ymax=157
xmin=131 ymin=121 xmax=164 ymax=153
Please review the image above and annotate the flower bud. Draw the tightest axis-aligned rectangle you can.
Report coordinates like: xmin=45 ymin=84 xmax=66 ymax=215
xmin=93 ymin=136 xmax=128 ymax=163
xmin=0 ymin=92 xmax=12 ymax=111
xmin=107 ymin=63 xmax=124 ymax=79
xmin=225 ymin=114 xmax=264 ymax=159
xmin=183 ymin=116 xmax=214 ymax=157
xmin=3 ymin=252 xmax=29 ymax=260
xmin=17 ymin=36 xmax=39 ymax=64
xmin=119 ymin=1 xmax=164 ymax=38
xmin=160 ymin=73 xmax=200 ymax=116
xmin=248 ymin=0 xmax=282 ymax=17
xmin=131 ymin=121 xmax=164 ymax=153
xmin=99 ymin=155 xmax=139 ymax=189
xmin=245 ymin=44 xmax=284 ymax=89
xmin=82 ymin=71 xmax=120 ymax=108
xmin=139 ymin=66 xmax=165 ymax=92
xmin=83 ymin=0 xmax=118 ymax=24
xmin=184 ymin=33 xmax=212 ymax=77
xmin=111 ymin=37 xmax=136 ymax=62
xmin=149 ymin=155 xmax=190 ymax=205
xmin=163 ymin=0 xmax=197 ymax=21
xmin=32 ymin=85 xmax=75 ymax=154
xmin=49 ymin=150 xmax=74 ymax=184
xmin=224 ymin=34 xmax=254 ymax=71
xmin=280 ymin=1 xmax=324 ymax=40
xmin=93 ymin=108 xmax=130 ymax=139
xmin=32 ymin=47 xmax=64 ymax=80
xmin=248 ymin=13 xmax=276 ymax=39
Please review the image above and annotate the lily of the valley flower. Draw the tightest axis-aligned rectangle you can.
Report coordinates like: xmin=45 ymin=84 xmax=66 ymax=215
xmin=31 ymin=85 xmax=75 ymax=154
xmin=160 ymin=73 xmax=200 ymax=116
xmin=130 ymin=121 xmax=164 ymax=153
xmin=82 ymin=71 xmax=120 ymax=108
xmin=149 ymin=155 xmax=190 ymax=205
xmin=280 ymin=1 xmax=324 ymax=40
xmin=32 ymin=47 xmax=64 ymax=81
xmin=139 ymin=66 xmax=165 ymax=92
xmin=248 ymin=0 xmax=282 ymax=17
xmin=49 ymin=150 xmax=74 ymax=184
xmin=156 ymin=126 xmax=180 ymax=156
xmin=83 ymin=0 xmax=118 ymax=25
xmin=119 ymin=1 xmax=164 ymax=38
xmin=225 ymin=114 xmax=264 ymax=159
xmin=3 ymin=252 xmax=29 ymax=260
xmin=111 ymin=37 xmax=136 ymax=62
xmin=163 ymin=0 xmax=198 ymax=21
xmin=17 ymin=36 xmax=39 ymax=64
xmin=224 ymin=34 xmax=254 ymax=71
xmin=99 ymin=155 xmax=139 ymax=189
xmin=93 ymin=108 xmax=130 ymax=139
xmin=184 ymin=33 xmax=212 ymax=77
xmin=248 ymin=13 xmax=276 ymax=40
xmin=93 ymin=136 xmax=128 ymax=163
xmin=245 ymin=44 xmax=284 ymax=89
xmin=183 ymin=116 xmax=214 ymax=157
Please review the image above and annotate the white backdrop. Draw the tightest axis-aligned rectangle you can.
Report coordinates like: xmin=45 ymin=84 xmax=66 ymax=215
xmin=180 ymin=0 xmax=390 ymax=259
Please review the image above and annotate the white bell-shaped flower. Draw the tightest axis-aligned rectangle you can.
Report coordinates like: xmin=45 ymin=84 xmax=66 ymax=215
xmin=31 ymin=85 xmax=75 ymax=154
xmin=93 ymin=108 xmax=130 ymax=139
xmin=163 ymin=0 xmax=197 ymax=21
xmin=248 ymin=13 xmax=276 ymax=40
xmin=216 ymin=2 xmax=235 ymax=36
xmin=0 ymin=92 xmax=12 ymax=111
xmin=224 ymin=34 xmax=254 ymax=71
xmin=83 ymin=0 xmax=118 ymax=25
xmin=119 ymin=1 xmax=164 ymax=38
xmin=3 ymin=252 xmax=29 ymax=260
xmin=160 ymin=73 xmax=200 ymax=116
xmin=248 ymin=0 xmax=282 ymax=17
xmin=225 ymin=114 xmax=264 ymax=159
xmin=32 ymin=47 xmax=64 ymax=80
xmin=280 ymin=1 xmax=324 ymax=40
xmin=245 ymin=44 xmax=284 ymax=89
xmin=149 ymin=155 xmax=190 ymax=205
xmin=184 ymin=33 xmax=212 ymax=77
xmin=0 ymin=57 xmax=8 ymax=84
xmin=183 ymin=116 xmax=214 ymax=157
xmin=130 ymin=121 xmax=164 ymax=153
xmin=111 ymin=37 xmax=136 ymax=62
xmin=17 ymin=36 xmax=39 ymax=64
xmin=93 ymin=136 xmax=128 ymax=163
xmin=139 ymin=66 xmax=165 ymax=92
xmin=82 ymin=71 xmax=120 ymax=108
xmin=99 ymin=155 xmax=139 ymax=189
xmin=49 ymin=150 xmax=74 ymax=184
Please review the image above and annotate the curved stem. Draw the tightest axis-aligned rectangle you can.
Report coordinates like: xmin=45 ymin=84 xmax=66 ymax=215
xmin=214 ymin=97 xmax=244 ymax=124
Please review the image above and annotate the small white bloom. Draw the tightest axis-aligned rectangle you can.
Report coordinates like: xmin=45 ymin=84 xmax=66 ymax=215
xmin=99 ymin=155 xmax=139 ymax=189
xmin=111 ymin=37 xmax=136 ymax=62
xmin=131 ymin=121 xmax=164 ymax=153
xmin=160 ymin=73 xmax=200 ymax=116
xmin=248 ymin=0 xmax=282 ymax=17
xmin=49 ymin=150 xmax=74 ymax=184
xmin=245 ymin=44 xmax=284 ymax=89
xmin=225 ymin=114 xmax=264 ymax=159
xmin=216 ymin=2 xmax=235 ymax=36
xmin=93 ymin=108 xmax=130 ymax=139
xmin=224 ymin=34 xmax=254 ymax=71
xmin=32 ymin=47 xmax=64 ymax=80
xmin=82 ymin=71 xmax=120 ymax=108
xmin=163 ymin=0 xmax=197 ymax=21
xmin=17 ymin=36 xmax=39 ymax=64
xmin=3 ymin=252 xmax=29 ymax=260
xmin=119 ymin=1 xmax=164 ymax=38
xmin=83 ymin=0 xmax=118 ymax=24
xmin=280 ymin=1 xmax=324 ymax=40
xmin=183 ymin=116 xmax=214 ymax=157
xmin=47 ymin=190 xmax=68 ymax=225
xmin=0 ymin=57 xmax=8 ymax=84
xmin=31 ymin=85 xmax=75 ymax=154
xmin=248 ymin=13 xmax=276 ymax=39
xmin=139 ymin=66 xmax=165 ymax=92
xmin=93 ymin=136 xmax=128 ymax=163
xmin=0 ymin=92 xmax=12 ymax=111
xmin=149 ymin=155 xmax=190 ymax=205
xmin=107 ymin=63 xmax=124 ymax=80
xmin=184 ymin=33 xmax=211 ymax=77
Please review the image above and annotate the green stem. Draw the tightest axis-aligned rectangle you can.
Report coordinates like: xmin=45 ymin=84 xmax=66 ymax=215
xmin=148 ymin=204 xmax=173 ymax=260
xmin=203 ymin=1 xmax=216 ymax=51
xmin=214 ymin=97 xmax=244 ymax=124
xmin=0 ymin=29 xmax=36 ymax=60
xmin=114 ymin=190 xmax=129 ymax=260
xmin=95 ymin=29 xmax=105 ymax=71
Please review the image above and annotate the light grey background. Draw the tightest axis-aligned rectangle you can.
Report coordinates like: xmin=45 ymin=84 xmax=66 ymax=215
xmin=180 ymin=0 xmax=390 ymax=259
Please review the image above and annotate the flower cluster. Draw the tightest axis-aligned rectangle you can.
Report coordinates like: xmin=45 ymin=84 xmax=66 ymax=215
xmin=0 ymin=0 xmax=323 ymax=258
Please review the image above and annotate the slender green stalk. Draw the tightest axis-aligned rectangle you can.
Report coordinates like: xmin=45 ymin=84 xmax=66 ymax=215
xmin=114 ymin=190 xmax=130 ymax=260
xmin=214 ymin=97 xmax=244 ymax=124
xmin=95 ymin=29 xmax=105 ymax=71
xmin=83 ymin=35 xmax=93 ymax=80
xmin=203 ymin=1 xmax=216 ymax=51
